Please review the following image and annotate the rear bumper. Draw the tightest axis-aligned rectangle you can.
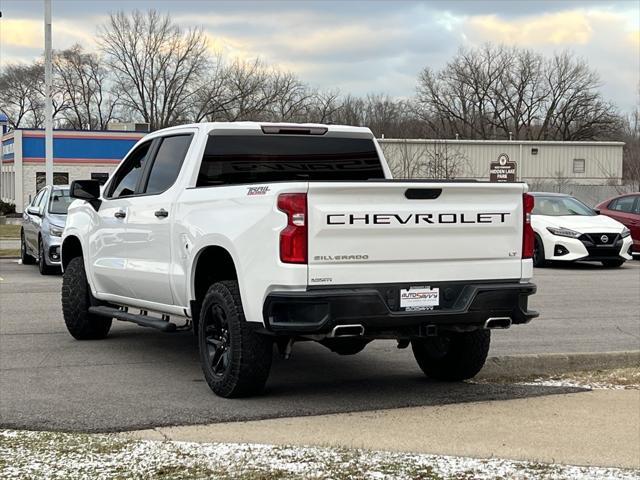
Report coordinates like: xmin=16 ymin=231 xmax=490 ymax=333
xmin=263 ymin=281 xmax=538 ymax=337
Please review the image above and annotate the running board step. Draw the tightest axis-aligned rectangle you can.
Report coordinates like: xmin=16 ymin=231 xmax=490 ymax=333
xmin=88 ymin=306 xmax=177 ymax=332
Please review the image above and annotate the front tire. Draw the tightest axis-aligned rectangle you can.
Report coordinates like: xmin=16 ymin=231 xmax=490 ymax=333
xmin=602 ymin=259 xmax=625 ymax=268
xmin=61 ymin=256 xmax=112 ymax=339
xmin=198 ymin=281 xmax=273 ymax=398
xmin=20 ymin=231 xmax=35 ymax=265
xmin=533 ymin=235 xmax=546 ymax=267
xmin=411 ymin=329 xmax=490 ymax=381
xmin=38 ymin=238 xmax=56 ymax=275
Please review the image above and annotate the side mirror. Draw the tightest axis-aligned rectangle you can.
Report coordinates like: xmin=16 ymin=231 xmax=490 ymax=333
xmin=593 ymin=208 xmax=601 ymax=215
xmin=70 ymin=180 xmax=102 ymax=210
xmin=26 ymin=206 xmax=41 ymax=217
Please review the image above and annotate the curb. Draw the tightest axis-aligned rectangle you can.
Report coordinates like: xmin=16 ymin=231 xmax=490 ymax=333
xmin=478 ymin=350 xmax=640 ymax=378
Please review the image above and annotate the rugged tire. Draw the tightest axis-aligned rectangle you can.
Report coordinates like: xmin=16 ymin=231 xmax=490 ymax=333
xmin=602 ymin=259 xmax=625 ymax=268
xmin=411 ymin=329 xmax=491 ymax=381
xmin=198 ymin=281 xmax=273 ymax=398
xmin=533 ymin=234 xmax=546 ymax=268
xmin=61 ymin=256 xmax=112 ymax=340
xmin=38 ymin=238 xmax=56 ymax=275
xmin=20 ymin=230 xmax=35 ymax=265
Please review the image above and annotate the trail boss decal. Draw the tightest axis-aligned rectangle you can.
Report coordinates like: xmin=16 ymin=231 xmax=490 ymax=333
xmin=247 ymin=186 xmax=270 ymax=196
xmin=326 ymin=212 xmax=510 ymax=225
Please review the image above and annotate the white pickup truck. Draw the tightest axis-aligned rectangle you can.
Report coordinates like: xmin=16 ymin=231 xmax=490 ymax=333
xmin=61 ymin=122 xmax=537 ymax=398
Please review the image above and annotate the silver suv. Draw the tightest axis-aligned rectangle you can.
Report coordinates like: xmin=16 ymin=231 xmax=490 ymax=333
xmin=21 ymin=185 xmax=72 ymax=274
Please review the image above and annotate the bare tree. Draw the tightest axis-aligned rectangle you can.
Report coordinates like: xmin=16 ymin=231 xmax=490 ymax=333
xmin=0 ymin=63 xmax=67 ymax=128
xmin=0 ymin=64 xmax=41 ymax=128
xmin=54 ymin=45 xmax=119 ymax=129
xmin=382 ymin=140 xmax=469 ymax=179
xmin=621 ymin=107 xmax=640 ymax=189
xmin=416 ymin=44 xmax=620 ymax=141
xmin=307 ymin=89 xmax=342 ymax=123
xmin=98 ymin=10 xmax=209 ymax=130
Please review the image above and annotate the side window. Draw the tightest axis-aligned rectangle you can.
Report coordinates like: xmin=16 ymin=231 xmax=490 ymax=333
xmin=634 ymin=196 xmax=640 ymax=214
xmin=36 ymin=189 xmax=48 ymax=212
xmin=143 ymin=135 xmax=192 ymax=195
xmin=30 ymin=190 xmax=44 ymax=209
xmin=611 ymin=196 xmax=635 ymax=213
xmin=107 ymin=141 xmax=152 ymax=198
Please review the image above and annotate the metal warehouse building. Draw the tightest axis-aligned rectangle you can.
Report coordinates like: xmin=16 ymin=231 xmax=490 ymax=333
xmin=378 ymin=139 xmax=625 ymax=186
xmin=1 ymin=129 xmax=145 ymax=213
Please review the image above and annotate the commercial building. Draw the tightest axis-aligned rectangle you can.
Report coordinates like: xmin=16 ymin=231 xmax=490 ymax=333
xmin=378 ymin=139 xmax=625 ymax=186
xmin=1 ymin=129 xmax=145 ymax=213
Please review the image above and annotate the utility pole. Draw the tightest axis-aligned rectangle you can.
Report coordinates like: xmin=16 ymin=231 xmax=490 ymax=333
xmin=44 ymin=0 xmax=53 ymax=186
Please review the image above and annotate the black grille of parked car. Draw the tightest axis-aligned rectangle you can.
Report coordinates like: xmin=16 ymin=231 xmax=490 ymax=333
xmin=578 ymin=232 xmax=623 ymax=257
xmin=578 ymin=233 xmax=620 ymax=246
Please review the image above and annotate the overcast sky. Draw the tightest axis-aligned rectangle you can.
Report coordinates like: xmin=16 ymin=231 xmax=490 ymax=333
xmin=1 ymin=0 xmax=638 ymax=112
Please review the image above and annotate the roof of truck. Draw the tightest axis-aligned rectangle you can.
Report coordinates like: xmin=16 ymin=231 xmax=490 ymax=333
xmin=152 ymin=122 xmax=374 ymax=136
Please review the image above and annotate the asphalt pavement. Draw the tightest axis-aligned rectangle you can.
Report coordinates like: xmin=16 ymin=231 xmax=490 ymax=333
xmin=0 ymin=258 xmax=638 ymax=432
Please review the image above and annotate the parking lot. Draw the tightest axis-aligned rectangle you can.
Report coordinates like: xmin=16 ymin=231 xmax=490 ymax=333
xmin=0 ymin=258 xmax=638 ymax=432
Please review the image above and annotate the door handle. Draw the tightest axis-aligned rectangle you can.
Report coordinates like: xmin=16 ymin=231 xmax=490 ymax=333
xmin=114 ymin=210 xmax=126 ymax=219
xmin=154 ymin=208 xmax=169 ymax=218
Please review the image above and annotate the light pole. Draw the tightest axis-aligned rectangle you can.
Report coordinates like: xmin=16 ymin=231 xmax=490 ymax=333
xmin=44 ymin=0 xmax=53 ymax=186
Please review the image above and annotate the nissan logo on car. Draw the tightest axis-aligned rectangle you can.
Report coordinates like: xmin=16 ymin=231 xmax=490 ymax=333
xmin=600 ymin=235 xmax=609 ymax=243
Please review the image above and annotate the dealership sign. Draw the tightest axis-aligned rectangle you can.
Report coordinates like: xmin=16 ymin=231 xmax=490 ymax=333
xmin=490 ymin=153 xmax=517 ymax=182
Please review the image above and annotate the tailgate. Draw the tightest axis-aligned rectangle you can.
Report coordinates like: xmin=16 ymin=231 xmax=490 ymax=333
xmin=307 ymin=181 xmax=527 ymax=285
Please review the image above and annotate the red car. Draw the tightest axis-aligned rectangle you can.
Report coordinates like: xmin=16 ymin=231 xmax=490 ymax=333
xmin=595 ymin=193 xmax=640 ymax=256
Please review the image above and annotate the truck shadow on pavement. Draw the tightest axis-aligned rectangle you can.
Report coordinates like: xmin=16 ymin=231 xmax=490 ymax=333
xmin=1 ymin=326 xmax=588 ymax=433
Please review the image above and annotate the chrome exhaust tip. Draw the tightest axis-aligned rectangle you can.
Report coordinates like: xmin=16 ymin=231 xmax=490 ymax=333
xmin=484 ymin=317 xmax=512 ymax=330
xmin=330 ymin=324 xmax=365 ymax=337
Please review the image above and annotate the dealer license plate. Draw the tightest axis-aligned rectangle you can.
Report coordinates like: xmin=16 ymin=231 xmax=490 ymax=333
xmin=400 ymin=287 xmax=440 ymax=309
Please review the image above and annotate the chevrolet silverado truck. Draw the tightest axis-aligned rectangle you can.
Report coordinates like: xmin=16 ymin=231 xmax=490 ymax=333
xmin=61 ymin=122 xmax=538 ymax=398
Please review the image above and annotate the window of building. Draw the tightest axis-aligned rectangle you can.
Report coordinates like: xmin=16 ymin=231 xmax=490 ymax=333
xmin=572 ymin=159 xmax=585 ymax=174
xmin=91 ymin=172 xmax=110 ymax=185
xmin=36 ymin=172 xmax=69 ymax=191
xmin=531 ymin=148 xmax=539 ymax=155
xmin=143 ymin=134 xmax=192 ymax=195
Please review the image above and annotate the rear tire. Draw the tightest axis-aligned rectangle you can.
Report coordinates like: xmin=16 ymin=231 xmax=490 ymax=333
xmin=411 ymin=329 xmax=490 ymax=381
xmin=602 ymin=259 xmax=625 ymax=268
xmin=20 ymin=231 xmax=35 ymax=265
xmin=533 ymin=235 xmax=546 ymax=267
xmin=198 ymin=281 xmax=273 ymax=398
xmin=61 ymin=256 xmax=112 ymax=340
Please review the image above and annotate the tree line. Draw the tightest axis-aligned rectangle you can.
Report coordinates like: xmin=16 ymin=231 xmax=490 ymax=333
xmin=0 ymin=9 xmax=637 ymax=183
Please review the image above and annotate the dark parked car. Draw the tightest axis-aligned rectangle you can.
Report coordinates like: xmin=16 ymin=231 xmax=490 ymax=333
xmin=595 ymin=193 xmax=640 ymax=256
xmin=21 ymin=185 xmax=73 ymax=274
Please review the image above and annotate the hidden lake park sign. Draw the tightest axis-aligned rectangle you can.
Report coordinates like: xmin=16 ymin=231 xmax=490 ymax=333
xmin=490 ymin=153 xmax=517 ymax=182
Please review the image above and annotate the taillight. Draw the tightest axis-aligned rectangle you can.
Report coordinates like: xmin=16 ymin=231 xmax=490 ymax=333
xmin=278 ymin=193 xmax=307 ymax=264
xmin=522 ymin=193 xmax=535 ymax=259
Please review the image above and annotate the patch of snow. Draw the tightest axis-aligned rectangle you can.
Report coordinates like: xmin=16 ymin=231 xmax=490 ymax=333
xmin=1 ymin=429 xmax=638 ymax=480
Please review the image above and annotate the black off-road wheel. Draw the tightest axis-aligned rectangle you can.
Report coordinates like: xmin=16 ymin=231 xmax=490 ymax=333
xmin=411 ymin=329 xmax=491 ymax=381
xmin=20 ymin=230 xmax=35 ymax=265
xmin=38 ymin=238 xmax=56 ymax=275
xmin=61 ymin=256 xmax=112 ymax=340
xmin=533 ymin=234 xmax=546 ymax=268
xmin=198 ymin=281 xmax=273 ymax=398
xmin=602 ymin=259 xmax=625 ymax=268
